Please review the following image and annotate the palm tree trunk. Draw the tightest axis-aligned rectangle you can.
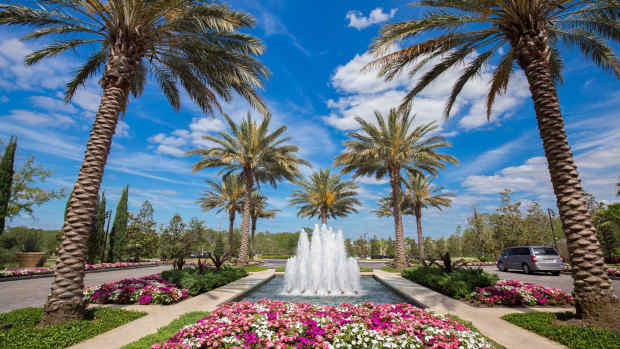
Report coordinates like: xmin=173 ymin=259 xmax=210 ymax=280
xmin=41 ymin=56 xmax=134 ymax=325
xmin=390 ymin=167 xmax=406 ymax=269
xmin=515 ymin=31 xmax=617 ymax=323
xmin=320 ymin=208 xmax=327 ymax=225
xmin=239 ymin=169 xmax=253 ymax=265
xmin=415 ymin=206 xmax=424 ymax=265
xmin=228 ymin=210 xmax=235 ymax=255
xmin=250 ymin=214 xmax=257 ymax=259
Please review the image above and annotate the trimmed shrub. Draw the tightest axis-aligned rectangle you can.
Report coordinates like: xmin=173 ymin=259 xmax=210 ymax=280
xmin=402 ymin=266 xmax=498 ymax=299
xmin=161 ymin=266 xmax=248 ymax=296
xmin=502 ymin=312 xmax=620 ymax=349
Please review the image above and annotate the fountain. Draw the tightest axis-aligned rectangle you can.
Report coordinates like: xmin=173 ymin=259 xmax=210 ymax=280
xmin=282 ymin=224 xmax=361 ymax=296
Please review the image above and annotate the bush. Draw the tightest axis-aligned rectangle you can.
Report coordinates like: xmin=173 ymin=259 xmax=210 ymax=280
xmin=161 ymin=266 xmax=248 ymax=296
xmin=469 ymin=280 xmax=574 ymax=307
xmin=402 ymin=266 xmax=498 ymax=299
xmin=0 ymin=307 xmax=145 ymax=349
xmin=502 ymin=312 xmax=620 ymax=349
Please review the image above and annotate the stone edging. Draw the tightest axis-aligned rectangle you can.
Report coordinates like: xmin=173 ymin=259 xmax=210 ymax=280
xmin=0 ymin=264 xmax=168 ymax=282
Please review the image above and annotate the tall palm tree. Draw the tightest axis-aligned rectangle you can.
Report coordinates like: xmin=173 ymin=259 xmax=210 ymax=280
xmin=289 ymin=168 xmax=361 ymax=225
xmin=366 ymin=0 xmax=619 ymax=320
xmin=188 ymin=113 xmax=309 ymax=264
xmin=198 ymin=174 xmax=244 ymax=254
xmin=374 ymin=174 xmax=454 ymax=264
xmin=0 ymin=0 xmax=268 ymax=324
xmin=335 ymin=109 xmax=457 ymax=269
xmin=244 ymin=191 xmax=278 ymax=258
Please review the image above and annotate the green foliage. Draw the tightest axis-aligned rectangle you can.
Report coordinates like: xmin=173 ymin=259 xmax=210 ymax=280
xmin=107 ymin=185 xmax=129 ymax=262
xmin=124 ymin=200 xmax=159 ymax=260
xmin=260 ymin=254 xmax=293 ymax=259
xmin=502 ymin=312 xmax=620 ymax=349
xmin=1 ymin=227 xmax=58 ymax=258
xmin=289 ymin=168 xmax=360 ymax=223
xmin=159 ymin=214 xmax=195 ymax=270
xmin=380 ymin=266 xmax=402 ymax=273
xmin=0 ymin=136 xmax=16 ymax=235
xmin=592 ymin=203 xmax=620 ymax=261
xmin=17 ymin=229 xmax=43 ymax=252
xmin=370 ymin=236 xmax=381 ymax=259
xmin=242 ymin=265 xmax=267 ymax=272
xmin=161 ymin=267 xmax=248 ymax=296
xmin=0 ymin=307 xmax=145 ymax=349
xmin=359 ymin=266 xmax=373 ymax=272
xmin=402 ymin=266 xmax=498 ymax=299
xmin=121 ymin=311 xmax=209 ymax=349
xmin=446 ymin=314 xmax=506 ymax=349
xmin=275 ymin=266 xmax=285 ymax=272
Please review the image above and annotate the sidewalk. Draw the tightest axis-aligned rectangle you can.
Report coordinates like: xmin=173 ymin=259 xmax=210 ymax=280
xmin=374 ymin=269 xmax=569 ymax=349
xmin=69 ymin=269 xmax=274 ymax=349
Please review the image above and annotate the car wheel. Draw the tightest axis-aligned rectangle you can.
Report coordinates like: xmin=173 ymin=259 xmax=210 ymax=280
xmin=523 ymin=263 xmax=532 ymax=274
xmin=498 ymin=263 xmax=506 ymax=272
xmin=552 ymin=271 xmax=560 ymax=276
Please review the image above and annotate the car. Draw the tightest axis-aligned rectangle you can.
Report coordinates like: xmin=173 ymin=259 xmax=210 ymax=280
xmin=497 ymin=246 xmax=563 ymax=276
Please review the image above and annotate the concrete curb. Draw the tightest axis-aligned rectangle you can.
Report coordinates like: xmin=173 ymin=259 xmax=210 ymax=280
xmin=0 ymin=264 xmax=168 ymax=282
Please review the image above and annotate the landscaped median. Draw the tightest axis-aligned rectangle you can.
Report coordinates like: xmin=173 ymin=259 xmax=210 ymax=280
xmin=401 ymin=266 xmax=574 ymax=307
xmin=84 ymin=266 xmax=249 ymax=305
xmin=0 ymin=261 xmax=169 ymax=280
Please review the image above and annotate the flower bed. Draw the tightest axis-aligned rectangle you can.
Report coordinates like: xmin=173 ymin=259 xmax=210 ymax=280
xmin=0 ymin=261 xmax=167 ymax=278
xmin=469 ymin=280 xmax=574 ymax=307
xmin=465 ymin=261 xmax=496 ymax=267
xmin=562 ymin=264 xmax=618 ymax=278
xmin=154 ymin=300 xmax=494 ymax=349
xmin=84 ymin=274 xmax=188 ymax=305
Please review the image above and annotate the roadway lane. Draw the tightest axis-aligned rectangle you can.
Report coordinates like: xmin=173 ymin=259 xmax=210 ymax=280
xmin=0 ymin=264 xmax=172 ymax=313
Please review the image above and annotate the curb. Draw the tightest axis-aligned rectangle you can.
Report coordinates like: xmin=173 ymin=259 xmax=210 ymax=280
xmin=0 ymin=264 xmax=169 ymax=282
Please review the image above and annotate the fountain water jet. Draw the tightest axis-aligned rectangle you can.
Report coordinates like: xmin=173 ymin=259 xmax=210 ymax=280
xmin=282 ymin=224 xmax=361 ymax=296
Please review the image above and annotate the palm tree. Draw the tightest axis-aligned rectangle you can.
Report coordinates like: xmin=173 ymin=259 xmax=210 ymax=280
xmin=198 ymin=174 xmax=244 ymax=255
xmin=366 ymin=0 xmax=619 ymax=320
xmin=0 ymin=0 xmax=268 ymax=324
xmin=289 ymin=168 xmax=361 ymax=225
xmin=188 ymin=113 xmax=309 ymax=264
xmin=244 ymin=191 xmax=279 ymax=258
xmin=374 ymin=174 xmax=454 ymax=264
xmin=335 ymin=109 xmax=457 ymax=269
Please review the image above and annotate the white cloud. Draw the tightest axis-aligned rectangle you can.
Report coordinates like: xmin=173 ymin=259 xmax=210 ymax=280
xmin=30 ymin=96 xmax=78 ymax=114
xmin=346 ymin=8 xmax=398 ymax=30
xmin=0 ymin=96 xmax=9 ymax=103
xmin=356 ymin=176 xmax=389 ymax=185
xmin=2 ymin=109 xmax=74 ymax=126
xmin=189 ymin=117 xmax=226 ymax=133
xmin=72 ymin=87 xmax=101 ymax=113
xmin=115 ymin=120 xmax=130 ymax=138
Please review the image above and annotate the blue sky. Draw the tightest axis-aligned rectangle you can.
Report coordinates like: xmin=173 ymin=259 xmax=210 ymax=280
xmin=1 ymin=0 xmax=619 ymax=241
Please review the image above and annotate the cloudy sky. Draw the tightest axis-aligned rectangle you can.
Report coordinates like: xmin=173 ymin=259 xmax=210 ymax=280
xmin=1 ymin=0 xmax=619 ymax=240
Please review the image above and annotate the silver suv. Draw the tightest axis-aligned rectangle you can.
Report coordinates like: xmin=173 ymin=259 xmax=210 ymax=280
xmin=497 ymin=246 xmax=563 ymax=276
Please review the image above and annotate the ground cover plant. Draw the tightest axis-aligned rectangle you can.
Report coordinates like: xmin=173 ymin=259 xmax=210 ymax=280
xmin=84 ymin=274 xmax=189 ymax=305
xmin=242 ymin=265 xmax=267 ymax=273
xmin=502 ymin=312 xmax=620 ymax=349
xmin=0 ymin=307 xmax=145 ymax=349
xmin=154 ymin=299 xmax=495 ymax=348
xmin=402 ymin=267 xmax=498 ymax=299
xmin=160 ymin=267 xmax=248 ymax=296
xmin=469 ymin=280 xmax=574 ymax=307
xmin=121 ymin=311 xmax=209 ymax=349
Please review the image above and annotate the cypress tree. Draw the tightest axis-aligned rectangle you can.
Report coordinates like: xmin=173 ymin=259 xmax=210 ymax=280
xmin=0 ymin=136 xmax=17 ymax=235
xmin=107 ymin=185 xmax=128 ymax=262
xmin=87 ymin=192 xmax=106 ymax=264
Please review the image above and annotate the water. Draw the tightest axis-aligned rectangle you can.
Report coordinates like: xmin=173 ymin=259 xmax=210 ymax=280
xmin=282 ymin=224 xmax=361 ymax=296
xmin=242 ymin=276 xmax=412 ymax=306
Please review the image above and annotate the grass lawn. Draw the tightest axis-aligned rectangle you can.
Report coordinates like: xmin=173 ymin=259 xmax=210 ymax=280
xmin=0 ymin=307 xmax=146 ymax=349
xmin=446 ymin=314 xmax=506 ymax=349
xmin=380 ymin=265 xmax=403 ymax=273
xmin=121 ymin=311 xmax=208 ymax=349
xmin=359 ymin=266 xmax=373 ymax=272
xmin=242 ymin=265 xmax=268 ymax=272
xmin=275 ymin=266 xmax=285 ymax=272
xmin=502 ymin=312 xmax=620 ymax=349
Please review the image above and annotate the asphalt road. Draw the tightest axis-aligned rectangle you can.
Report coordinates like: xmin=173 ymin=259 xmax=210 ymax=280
xmin=0 ymin=265 xmax=172 ymax=313
xmin=481 ymin=266 xmax=620 ymax=298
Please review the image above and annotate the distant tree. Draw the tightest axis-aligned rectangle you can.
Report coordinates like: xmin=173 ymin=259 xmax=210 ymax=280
xmin=160 ymin=215 xmax=193 ymax=270
xmin=385 ymin=237 xmax=395 ymax=259
xmin=289 ymin=168 xmax=360 ymax=224
xmin=198 ymin=175 xmax=244 ymax=255
xmin=423 ymin=237 xmax=434 ymax=261
xmin=447 ymin=234 xmax=461 ymax=258
xmin=345 ymin=238 xmax=353 ymax=257
xmin=370 ymin=236 xmax=381 ymax=259
xmin=593 ymin=203 xmax=620 ymax=262
xmin=124 ymin=200 xmax=159 ymax=260
xmin=186 ymin=218 xmax=208 ymax=257
xmin=245 ymin=191 xmax=278 ymax=258
xmin=86 ymin=193 xmax=106 ymax=264
xmin=107 ymin=185 xmax=129 ymax=262
xmin=0 ymin=136 xmax=16 ymax=235
xmin=206 ymin=233 xmax=230 ymax=271
xmin=353 ymin=237 xmax=368 ymax=258
xmin=405 ymin=237 xmax=419 ymax=261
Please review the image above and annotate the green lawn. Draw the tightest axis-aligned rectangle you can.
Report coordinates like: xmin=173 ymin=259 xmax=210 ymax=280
xmin=359 ymin=266 xmax=373 ymax=272
xmin=242 ymin=265 xmax=268 ymax=272
xmin=379 ymin=265 xmax=403 ymax=273
xmin=121 ymin=312 xmax=208 ymax=349
xmin=275 ymin=266 xmax=285 ymax=272
xmin=502 ymin=312 xmax=620 ymax=349
xmin=446 ymin=314 xmax=506 ymax=349
xmin=0 ymin=307 xmax=146 ymax=349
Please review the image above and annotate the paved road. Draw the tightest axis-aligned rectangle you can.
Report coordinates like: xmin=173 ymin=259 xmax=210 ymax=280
xmin=261 ymin=259 xmax=389 ymax=269
xmin=481 ymin=266 xmax=620 ymax=298
xmin=0 ymin=265 xmax=172 ymax=313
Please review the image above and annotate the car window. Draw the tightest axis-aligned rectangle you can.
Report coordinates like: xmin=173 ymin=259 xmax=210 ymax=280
xmin=532 ymin=247 xmax=558 ymax=255
xmin=519 ymin=248 xmax=530 ymax=255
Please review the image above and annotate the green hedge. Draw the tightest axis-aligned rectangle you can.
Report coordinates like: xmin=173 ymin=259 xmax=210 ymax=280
xmin=401 ymin=266 xmax=498 ymax=299
xmin=502 ymin=312 xmax=620 ymax=349
xmin=0 ymin=307 xmax=145 ymax=349
xmin=121 ymin=311 xmax=208 ymax=349
xmin=260 ymin=255 xmax=292 ymax=259
xmin=161 ymin=267 xmax=248 ymax=296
